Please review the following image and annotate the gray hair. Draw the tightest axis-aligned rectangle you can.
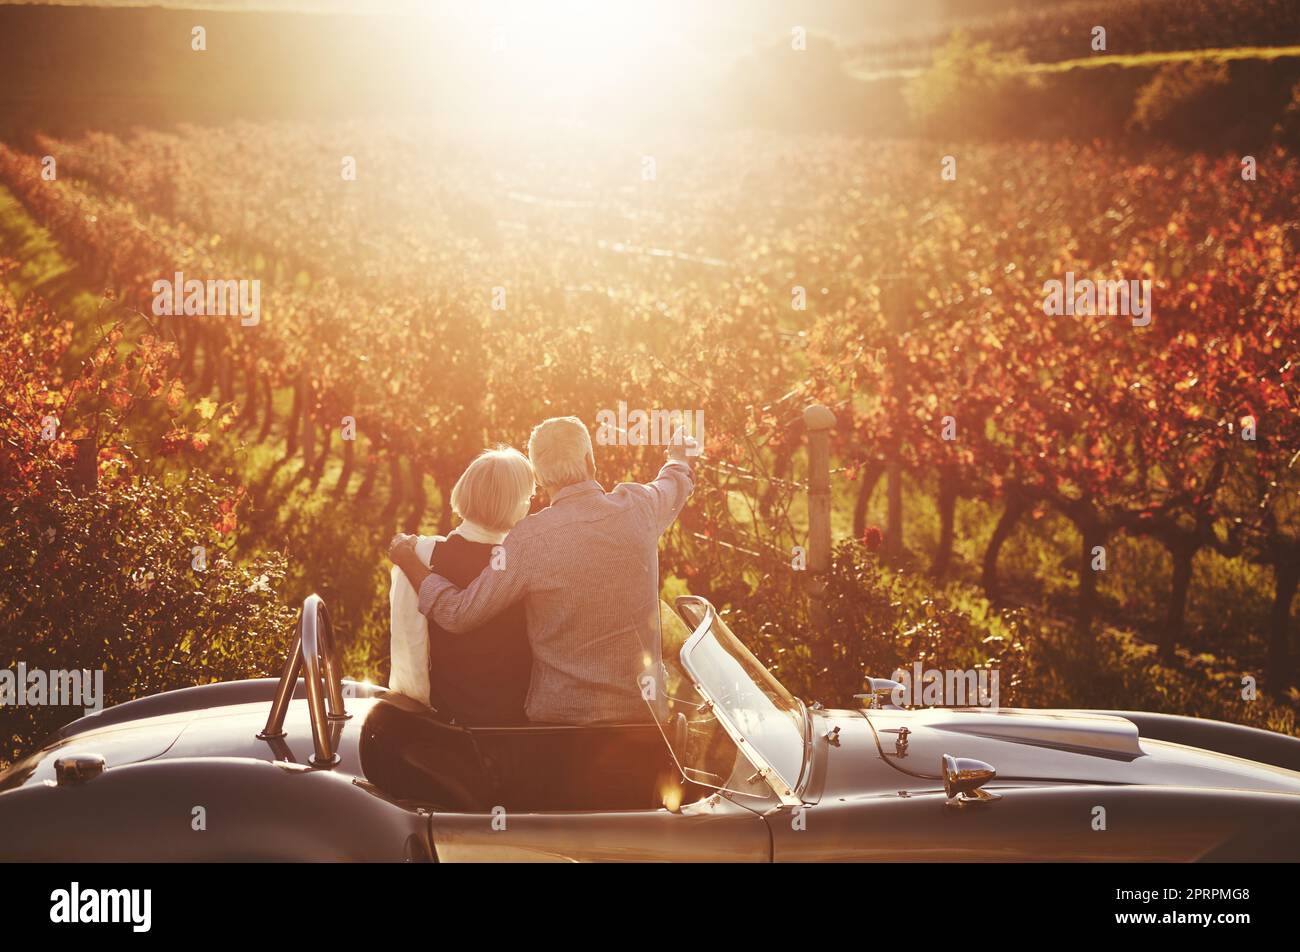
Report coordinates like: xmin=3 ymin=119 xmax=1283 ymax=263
xmin=527 ymin=416 xmax=594 ymax=492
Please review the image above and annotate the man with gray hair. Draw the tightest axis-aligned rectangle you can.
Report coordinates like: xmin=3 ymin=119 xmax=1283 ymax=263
xmin=390 ymin=415 xmax=695 ymax=724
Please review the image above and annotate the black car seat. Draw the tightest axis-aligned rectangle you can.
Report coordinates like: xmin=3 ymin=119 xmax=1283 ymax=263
xmin=359 ymin=697 xmax=493 ymax=811
xmin=465 ymin=721 xmax=675 ymax=812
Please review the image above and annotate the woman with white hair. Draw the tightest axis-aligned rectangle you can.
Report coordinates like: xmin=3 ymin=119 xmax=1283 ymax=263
xmin=388 ymin=446 xmax=535 ymax=725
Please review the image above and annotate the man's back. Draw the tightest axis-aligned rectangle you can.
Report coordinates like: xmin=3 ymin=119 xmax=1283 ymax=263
xmin=512 ymin=479 xmax=667 ymax=723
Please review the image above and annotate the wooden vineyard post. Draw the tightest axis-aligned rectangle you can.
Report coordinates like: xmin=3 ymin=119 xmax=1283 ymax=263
xmin=883 ymin=275 xmax=910 ymax=562
xmin=804 ymin=404 xmax=836 ymax=628
xmin=70 ymin=437 xmax=97 ymax=496
xmin=299 ymin=371 xmax=315 ymax=472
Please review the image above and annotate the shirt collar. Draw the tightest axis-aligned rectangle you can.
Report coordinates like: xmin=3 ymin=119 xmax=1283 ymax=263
xmin=450 ymin=520 xmax=508 ymax=545
xmin=550 ymin=480 xmax=604 ymax=505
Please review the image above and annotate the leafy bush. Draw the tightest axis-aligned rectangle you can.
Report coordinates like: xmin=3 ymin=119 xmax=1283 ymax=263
xmin=724 ymin=540 xmax=1030 ymax=708
xmin=0 ymin=471 xmax=297 ymax=761
xmin=1276 ymin=79 xmax=1300 ymax=151
xmin=711 ymin=538 xmax=1295 ymax=736
xmin=273 ymin=494 xmax=394 ymax=682
xmin=903 ymin=32 xmax=1043 ymax=138
xmin=0 ymin=276 xmax=296 ymax=761
xmin=1129 ymin=59 xmax=1231 ymax=141
xmin=1022 ymin=625 xmax=1297 ymax=736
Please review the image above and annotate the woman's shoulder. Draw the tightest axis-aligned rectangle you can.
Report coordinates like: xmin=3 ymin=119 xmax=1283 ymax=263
xmin=415 ymin=535 xmax=445 ymax=565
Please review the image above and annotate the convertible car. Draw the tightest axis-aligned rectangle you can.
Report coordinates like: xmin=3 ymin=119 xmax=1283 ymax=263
xmin=2 ymin=593 xmax=1299 ymax=861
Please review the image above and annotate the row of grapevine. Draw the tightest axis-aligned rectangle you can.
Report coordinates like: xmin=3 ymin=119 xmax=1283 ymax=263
xmin=2 ymin=125 xmax=1296 ymax=683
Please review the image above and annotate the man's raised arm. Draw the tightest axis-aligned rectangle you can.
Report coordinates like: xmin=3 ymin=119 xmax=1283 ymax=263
xmin=636 ymin=431 xmax=697 ymax=536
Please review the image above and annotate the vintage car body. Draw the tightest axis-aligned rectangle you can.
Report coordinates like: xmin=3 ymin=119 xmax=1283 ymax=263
xmin=2 ymin=594 xmax=1299 ymax=862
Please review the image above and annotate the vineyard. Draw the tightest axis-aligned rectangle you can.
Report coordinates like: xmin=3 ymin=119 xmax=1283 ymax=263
xmin=1 ymin=109 xmax=1298 ymax=754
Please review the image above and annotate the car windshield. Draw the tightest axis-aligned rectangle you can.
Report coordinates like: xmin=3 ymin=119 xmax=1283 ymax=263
xmin=676 ymin=600 xmax=807 ymax=798
xmin=643 ymin=603 xmax=771 ymax=804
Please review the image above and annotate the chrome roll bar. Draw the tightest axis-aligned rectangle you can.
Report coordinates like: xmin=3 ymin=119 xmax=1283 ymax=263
xmin=257 ymin=593 xmax=350 ymax=766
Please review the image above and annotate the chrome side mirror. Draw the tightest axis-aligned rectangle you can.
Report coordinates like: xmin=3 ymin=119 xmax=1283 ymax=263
xmin=942 ymin=754 xmax=1002 ymax=806
xmin=855 ymin=678 xmax=904 ymax=710
xmin=54 ymin=753 xmax=105 ymax=786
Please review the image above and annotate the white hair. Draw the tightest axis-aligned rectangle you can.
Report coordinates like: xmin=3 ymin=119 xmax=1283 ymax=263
xmin=527 ymin=416 xmax=594 ymax=492
xmin=450 ymin=446 xmax=535 ymax=533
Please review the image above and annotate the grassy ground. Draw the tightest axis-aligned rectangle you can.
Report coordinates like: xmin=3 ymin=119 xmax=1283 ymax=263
xmin=0 ymin=186 xmax=101 ymax=323
xmin=841 ymin=471 xmax=1279 ymax=667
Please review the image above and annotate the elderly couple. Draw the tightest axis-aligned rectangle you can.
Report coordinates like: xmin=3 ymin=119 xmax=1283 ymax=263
xmin=387 ymin=415 xmax=696 ymax=726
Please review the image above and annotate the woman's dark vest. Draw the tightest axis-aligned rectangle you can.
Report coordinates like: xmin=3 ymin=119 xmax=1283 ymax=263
xmin=426 ymin=534 xmax=530 ymax=725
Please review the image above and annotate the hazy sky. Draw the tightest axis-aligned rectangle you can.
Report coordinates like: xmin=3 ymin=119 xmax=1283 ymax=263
xmin=0 ymin=0 xmax=956 ymax=43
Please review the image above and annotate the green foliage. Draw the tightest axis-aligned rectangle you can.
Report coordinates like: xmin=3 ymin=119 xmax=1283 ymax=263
xmin=903 ymin=32 xmax=1042 ymax=137
xmin=274 ymin=494 xmax=394 ymax=683
xmin=1276 ymin=80 xmax=1300 ymax=150
xmin=726 ymin=541 xmax=1029 ymax=708
xmin=0 ymin=468 xmax=296 ymax=761
xmin=1130 ymin=59 xmax=1231 ymax=135
xmin=1022 ymin=625 xmax=1297 ymax=736
xmin=0 ymin=275 xmax=297 ymax=762
xmin=708 ymin=534 xmax=1295 ymax=736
